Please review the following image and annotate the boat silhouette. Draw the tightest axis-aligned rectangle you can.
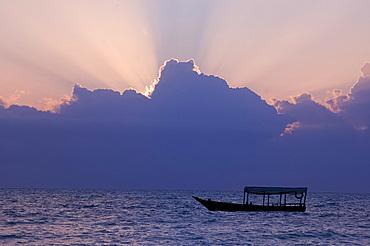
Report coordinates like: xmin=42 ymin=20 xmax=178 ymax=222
xmin=193 ymin=186 xmax=307 ymax=212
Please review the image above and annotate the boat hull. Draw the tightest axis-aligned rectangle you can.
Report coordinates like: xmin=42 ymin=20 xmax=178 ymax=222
xmin=193 ymin=196 xmax=306 ymax=212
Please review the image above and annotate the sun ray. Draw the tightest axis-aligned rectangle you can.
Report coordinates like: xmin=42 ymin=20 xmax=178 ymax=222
xmin=1 ymin=0 xmax=370 ymax=108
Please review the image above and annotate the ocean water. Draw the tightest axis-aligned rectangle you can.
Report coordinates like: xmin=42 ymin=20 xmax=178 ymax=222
xmin=0 ymin=189 xmax=369 ymax=245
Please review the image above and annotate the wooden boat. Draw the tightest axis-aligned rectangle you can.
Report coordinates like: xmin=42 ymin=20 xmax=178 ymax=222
xmin=193 ymin=186 xmax=307 ymax=212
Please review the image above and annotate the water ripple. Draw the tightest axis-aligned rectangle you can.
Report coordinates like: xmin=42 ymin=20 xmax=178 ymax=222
xmin=0 ymin=189 xmax=369 ymax=245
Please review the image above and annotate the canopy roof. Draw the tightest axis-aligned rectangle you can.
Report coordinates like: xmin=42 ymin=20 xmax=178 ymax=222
xmin=244 ymin=186 xmax=307 ymax=195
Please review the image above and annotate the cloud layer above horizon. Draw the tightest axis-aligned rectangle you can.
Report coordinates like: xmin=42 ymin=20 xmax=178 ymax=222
xmin=0 ymin=60 xmax=369 ymax=192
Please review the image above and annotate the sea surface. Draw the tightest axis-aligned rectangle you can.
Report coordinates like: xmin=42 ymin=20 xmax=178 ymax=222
xmin=0 ymin=189 xmax=369 ymax=245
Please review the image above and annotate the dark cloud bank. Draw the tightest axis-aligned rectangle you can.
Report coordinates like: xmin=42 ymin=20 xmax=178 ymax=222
xmin=1 ymin=59 xmax=369 ymax=192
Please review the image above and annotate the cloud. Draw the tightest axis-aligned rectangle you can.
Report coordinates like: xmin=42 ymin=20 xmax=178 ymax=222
xmin=8 ymin=90 xmax=28 ymax=104
xmin=0 ymin=98 xmax=5 ymax=108
xmin=52 ymin=59 xmax=288 ymax=135
xmin=326 ymin=63 xmax=370 ymax=130
xmin=0 ymin=59 xmax=369 ymax=192
xmin=58 ymin=84 xmax=150 ymax=120
xmin=0 ymin=90 xmax=28 ymax=109
xmin=272 ymin=93 xmax=351 ymax=132
xmin=361 ymin=62 xmax=370 ymax=77
xmin=281 ymin=121 xmax=300 ymax=136
xmin=40 ymin=95 xmax=71 ymax=113
xmin=272 ymin=63 xmax=370 ymax=132
xmin=0 ymin=104 xmax=53 ymax=119
xmin=148 ymin=59 xmax=287 ymax=133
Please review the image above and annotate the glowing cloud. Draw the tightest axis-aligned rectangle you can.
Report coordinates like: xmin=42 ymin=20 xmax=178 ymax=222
xmin=281 ymin=121 xmax=301 ymax=136
xmin=326 ymin=63 xmax=370 ymax=130
xmin=361 ymin=63 xmax=370 ymax=77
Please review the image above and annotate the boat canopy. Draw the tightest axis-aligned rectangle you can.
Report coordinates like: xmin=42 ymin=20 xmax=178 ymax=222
xmin=244 ymin=186 xmax=307 ymax=195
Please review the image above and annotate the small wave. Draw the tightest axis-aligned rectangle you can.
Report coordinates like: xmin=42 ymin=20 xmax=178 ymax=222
xmin=327 ymin=202 xmax=338 ymax=206
xmin=166 ymin=196 xmax=177 ymax=200
xmin=203 ymin=218 xmax=217 ymax=223
xmin=82 ymin=204 xmax=97 ymax=208
xmin=318 ymin=213 xmax=340 ymax=218
xmin=26 ymin=212 xmax=42 ymax=217
xmin=318 ymin=229 xmax=339 ymax=238
xmin=95 ymin=222 xmax=117 ymax=226
xmin=0 ymin=234 xmax=22 ymax=239
xmin=313 ymin=204 xmax=325 ymax=208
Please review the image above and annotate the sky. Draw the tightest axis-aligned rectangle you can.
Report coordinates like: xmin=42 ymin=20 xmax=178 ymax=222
xmin=1 ymin=0 xmax=370 ymax=108
xmin=0 ymin=1 xmax=370 ymax=192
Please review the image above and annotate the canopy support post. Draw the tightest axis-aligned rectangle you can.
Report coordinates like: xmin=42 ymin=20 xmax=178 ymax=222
xmin=284 ymin=193 xmax=287 ymax=206
xmin=243 ymin=191 xmax=245 ymax=205
xmin=279 ymin=193 xmax=282 ymax=206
